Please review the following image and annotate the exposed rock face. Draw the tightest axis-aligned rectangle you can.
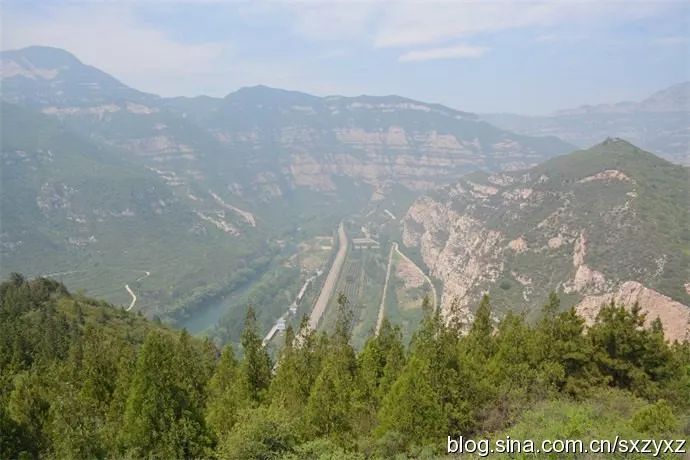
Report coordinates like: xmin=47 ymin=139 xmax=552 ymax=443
xmin=403 ymin=197 xmax=503 ymax=315
xmin=576 ymin=281 xmax=690 ymax=343
xmin=206 ymin=88 xmax=572 ymax=197
xmin=402 ymin=140 xmax=690 ymax=335
xmin=1 ymin=47 xmax=574 ymax=211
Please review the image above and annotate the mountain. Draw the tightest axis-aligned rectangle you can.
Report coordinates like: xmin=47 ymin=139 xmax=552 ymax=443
xmin=1 ymin=47 xmax=573 ymax=200
xmin=0 ymin=46 xmax=576 ymax=339
xmin=402 ymin=138 xmax=690 ymax=341
xmin=555 ymin=82 xmax=690 ymax=115
xmin=482 ymin=82 xmax=690 ymax=165
xmin=0 ymin=46 xmax=158 ymax=108
xmin=0 ymin=102 xmax=266 ymax=323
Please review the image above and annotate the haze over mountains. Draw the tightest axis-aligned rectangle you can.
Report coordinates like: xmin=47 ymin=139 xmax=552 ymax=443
xmin=1 ymin=45 xmax=688 ymax=343
xmin=483 ymin=82 xmax=690 ymax=165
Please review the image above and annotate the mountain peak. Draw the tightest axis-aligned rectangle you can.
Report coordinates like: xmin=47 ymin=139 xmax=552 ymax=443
xmin=1 ymin=46 xmax=82 ymax=68
xmin=225 ymin=85 xmax=320 ymax=106
xmin=1 ymin=46 xmax=156 ymax=107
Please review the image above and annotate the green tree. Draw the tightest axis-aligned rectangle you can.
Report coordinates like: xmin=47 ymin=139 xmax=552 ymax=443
xmin=241 ymin=306 xmax=272 ymax=403
xmin=376 ymin=356 xmax=445 ymax=448
xmin=589 ymin=302 xmax=675 ymax=398
xmin=216 ymin=406 xmax=296 ymax=459
xmin=305 ymin=295 xmax=358 ymax=443
xmin=206 ymin=345 xmax=247 ymax=439
xmin=535 ymin=294 xmax=599 ymax=396
xmin=120 ymin=331 xmax=211 ymax=458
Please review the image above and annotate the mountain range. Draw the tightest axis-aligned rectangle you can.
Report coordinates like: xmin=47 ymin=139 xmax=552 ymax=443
xmin=482 ymin=82 xmax=690 ymax=165
xmin=0 ymin=46 xmax=572 ymax=329
xmin=1 ymin=45 xmax=688 ymax=343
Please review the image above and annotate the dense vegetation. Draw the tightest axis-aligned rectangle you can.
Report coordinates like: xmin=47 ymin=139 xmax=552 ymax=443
xmin=1 ymin=276 xmax=689 ymax=459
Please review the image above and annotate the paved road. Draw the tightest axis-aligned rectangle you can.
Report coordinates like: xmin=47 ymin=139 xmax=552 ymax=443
xmin=125 ymin=284 xmax=137 ymax=311
xmin=126 ymin=271 xmax=150 ymax=311
xmin=309 ymin=222 xmax=348 ymax=330
xmin=376 ymin=243 xmax=396 ymax=334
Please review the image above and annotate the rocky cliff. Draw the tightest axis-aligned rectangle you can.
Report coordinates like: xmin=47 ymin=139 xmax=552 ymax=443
xmin=403 ymin=139 xmax=690 ymax=339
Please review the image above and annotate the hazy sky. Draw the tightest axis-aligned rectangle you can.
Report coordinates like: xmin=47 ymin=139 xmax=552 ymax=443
xmin=2 ymin=1 xmax=688 ymax=114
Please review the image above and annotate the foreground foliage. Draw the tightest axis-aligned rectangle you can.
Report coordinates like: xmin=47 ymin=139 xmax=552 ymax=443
xmin=1 ymin=276 xmax=688 ymax=459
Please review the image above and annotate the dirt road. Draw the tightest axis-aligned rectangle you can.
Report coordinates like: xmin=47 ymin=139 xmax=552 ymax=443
xmin=394 ymin=244 xmax=437 ymax=310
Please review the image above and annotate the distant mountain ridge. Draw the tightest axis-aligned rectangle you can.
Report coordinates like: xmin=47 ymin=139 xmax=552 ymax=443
xmin=555 ymin=82 xmax=690 ymax=115
xmin=482 ymin=82 xmax=690 ymax=165
xmin=0 ymin=46 xmax=575 ymax=203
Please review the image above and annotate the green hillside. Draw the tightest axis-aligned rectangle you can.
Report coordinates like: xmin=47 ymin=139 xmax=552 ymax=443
xmin=0 ymin=103 xmax=268 ymax=320
xmin=406 ymin=138 xmax=690 ymax=323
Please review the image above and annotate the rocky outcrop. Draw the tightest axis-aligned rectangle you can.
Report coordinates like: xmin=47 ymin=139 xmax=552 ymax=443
xmin=576 ymin=281 xmax=690 ymax=342
xmin=404 ymin=197 xmax=503 ymax=317
xmin=402 ymin=140 xmax=690 ymax=333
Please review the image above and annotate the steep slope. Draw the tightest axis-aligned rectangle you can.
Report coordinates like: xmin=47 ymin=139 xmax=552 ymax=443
xmin=403 ymin=139 xmax=690 ymax=340
xmin=482 ymin=82 xmax=690 ymax=165
xmin=0 ymin=46 xmax=157 ymax=108
xmin=206 ymin=85 xmax=573 ymax=196
xmin=0 ymin=102 xmax=264 ymax=320
xmin=1 ymin=47 xmax=574 ymax=203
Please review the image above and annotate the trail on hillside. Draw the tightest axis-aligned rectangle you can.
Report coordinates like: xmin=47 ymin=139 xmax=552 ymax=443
xmin=394 ymin=244 xmax=437 ymax=311
xmin=308 ymin=222 xmax=348 ymax=330
xmin=42 ymin=268 xmax=151 ymax=311
xmin=376 ymin=242 xmax=438 ymax=335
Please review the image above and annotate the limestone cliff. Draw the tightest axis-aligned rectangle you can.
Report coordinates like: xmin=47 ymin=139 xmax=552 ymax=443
xmin=402 ymin=139 xmax=690 ymax=338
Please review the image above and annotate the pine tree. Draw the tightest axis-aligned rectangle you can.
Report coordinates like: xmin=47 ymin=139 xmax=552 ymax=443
xmin=206 ymin=345 xmax=247 ymax=439
xmin=589 ymin=301 xmax=675 ymax=398
xmin=469 ymin=294 xmax=493 ymax=343
xmin=269 ymin=326 xmax=305 ymax=417
xmin=535 ymin=293 xmax=599 ymax=395
xmin=358 ymin=318 xmax=405 ymax=405
xmin=240 ymin=306 xmax=272 ymax=403
xmin=305 ymin=295 xmax=358 ymax=442
xmin=120 ymin=331 xmax=211 ymax=458
xmin=376 ymin=355 xmax=445 ymax=448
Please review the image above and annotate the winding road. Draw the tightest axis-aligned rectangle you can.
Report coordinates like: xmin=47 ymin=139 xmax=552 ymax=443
xmin=125 ymin=271 xmax=150 ymax=311
xmin=308 ymin=222 xmax=348 ymax=330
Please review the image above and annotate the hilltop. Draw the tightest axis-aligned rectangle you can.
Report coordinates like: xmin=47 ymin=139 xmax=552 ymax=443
xmin=403 ymin=138 xmax=690 ymax=341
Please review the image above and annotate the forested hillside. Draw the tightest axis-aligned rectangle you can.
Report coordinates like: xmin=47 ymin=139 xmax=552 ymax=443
xmin=2 ymin=276 xmax=688 ymax=459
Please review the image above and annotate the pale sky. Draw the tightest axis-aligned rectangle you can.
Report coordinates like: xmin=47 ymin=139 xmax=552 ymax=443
xmin=2 ymin=0 xmax=688 ymax=114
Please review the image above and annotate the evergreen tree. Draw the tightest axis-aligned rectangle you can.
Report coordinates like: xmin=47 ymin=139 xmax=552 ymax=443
xmin=467 ymin=294 xmax=494 ymax=357
xmin=240 ymin=306 xmax=272 ymax=403
xmin=305 ymin=295 xmax=358 ymax=443
xmin=376 ymin=356 xmax=445 ymax=448
xmin=206 ymin=345 xmax=247 ymax=439
xmin=120 ymin=331 xmax=211 ymax=458
xmin=535 ymin=294 xmax=599 ymax=395
xmin=589 ymin=302 xmax=675 ymax=398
